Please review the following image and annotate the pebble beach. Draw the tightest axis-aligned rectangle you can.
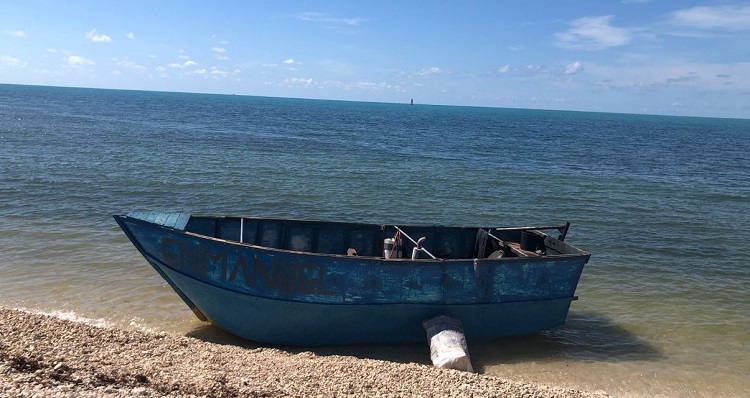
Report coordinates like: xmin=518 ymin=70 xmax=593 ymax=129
xmin=0 ymin=308 xmax=609 ymax=398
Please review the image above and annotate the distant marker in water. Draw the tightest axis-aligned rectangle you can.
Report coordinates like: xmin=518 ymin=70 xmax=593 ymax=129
xmin=410 ymin=98 xmax=414 ymax=105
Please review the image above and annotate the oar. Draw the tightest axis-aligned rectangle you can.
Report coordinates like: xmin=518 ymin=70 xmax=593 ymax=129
xmin=394 ymin=226 xmax=438 ymax=259
xmin=486 ymin=229 xmax=509 ymax=250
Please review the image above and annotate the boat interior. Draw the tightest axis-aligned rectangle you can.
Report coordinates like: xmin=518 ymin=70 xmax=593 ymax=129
xmin=182 ymin=216 xmax=582 ymax=260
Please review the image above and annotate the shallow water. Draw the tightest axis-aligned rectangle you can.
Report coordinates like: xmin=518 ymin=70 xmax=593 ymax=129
xmin=1 ymin=84 xmax=748 ymax=397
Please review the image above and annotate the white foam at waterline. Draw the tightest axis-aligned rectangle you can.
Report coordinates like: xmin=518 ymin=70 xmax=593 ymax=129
xmin=19 ymin=307 xmax=114 ymax=329
xmin=13 ymin=306 xmax=175 ymax=337
xmin=128 ymin=317 xmax=164 ymax=334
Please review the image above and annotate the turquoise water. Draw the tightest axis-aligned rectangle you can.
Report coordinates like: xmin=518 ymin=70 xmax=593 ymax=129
xmin=1 ymin=84 xmax=748 ymax=397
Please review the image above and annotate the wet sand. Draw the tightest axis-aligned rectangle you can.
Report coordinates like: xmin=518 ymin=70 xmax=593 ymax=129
xmin=1 ymin=308 xmax=609 ymax=397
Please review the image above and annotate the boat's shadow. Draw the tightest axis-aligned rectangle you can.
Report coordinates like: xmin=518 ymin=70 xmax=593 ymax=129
xmin=185 ymin=311 xmax=662 ymax=371
xmin=466 ymin=311 xmax=664 ymax=372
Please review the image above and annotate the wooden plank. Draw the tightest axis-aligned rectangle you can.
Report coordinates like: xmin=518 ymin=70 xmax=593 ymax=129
xmin=127 ymin=211 xmax=191 ymax=230
xmin=494 ymin=225 xmax=567 ymax=232
xmin=506 ymin=242 xmax=540 ymax=257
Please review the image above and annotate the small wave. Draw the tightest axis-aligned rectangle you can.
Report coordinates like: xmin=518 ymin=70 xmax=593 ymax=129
xmin=20 ymin=307 xmax=114 ymax=329
xmin=128 ymin=316 xmax=163 ymax=334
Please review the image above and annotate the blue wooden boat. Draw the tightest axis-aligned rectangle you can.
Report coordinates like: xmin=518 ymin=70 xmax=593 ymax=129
xmin=114 ymin=212 xmax=590 ymax=346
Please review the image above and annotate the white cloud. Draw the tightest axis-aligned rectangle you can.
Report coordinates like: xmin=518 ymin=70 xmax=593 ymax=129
xmin=348 ymin=81 xmax=398 ymax=91
xmin=114 ymin=58 xmax=145 ymax=70
xmin=296 ymin=12 xmax=365 ymax=26
xmin=210 ymin=66 xmax=229 ymax=77
xmin=555 ymin=16 xmax=631 ymax=50
xmin=664 ymin=73 xmax=700 ymax=85
xmin=64 ymin=55 xmax=95 ymax=66
xmin=415 ymin=66 xmax=443 ymax=76
xmin=283 ymin=59 xmax=301 ymax=70
xmin=126 ymin=32 xmax=135 ymax=39
xmin=284 ymin=77 xmax=315 ymax=86
xmin=10 ymin=31 xmax=26 ymax=38
xmin=167 ymin=60 xmax=197 ymax=68
xmin=155 ymin=66 xmax=166 ymax=72
xmin=85 ymin=29 xmax=112 ymax=43
xmin=669 ymin=5 xmax=750 ymax=31
xmin=565 ymin=61 xmax=583 ymax=74
xmin=212 ymin=47 xmax=228 ymax=60
xmin=526 ymin=64 xmax=542 ymax=72
xmin=1 ymin=55 xmax=21 ymax=66
xmin=583 ymin=59 xmax=750 ymax=93
xmin=498 ymin=65 xmax=510 ymax=73
xmin=279 ymin=78 xmax=402 ymax=93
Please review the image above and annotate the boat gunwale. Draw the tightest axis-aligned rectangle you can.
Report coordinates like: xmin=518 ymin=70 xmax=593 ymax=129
xmin=117 ymin=214 xmax=591 ymax=262
xmin=183 ymin=230 xmax=591 ymax=262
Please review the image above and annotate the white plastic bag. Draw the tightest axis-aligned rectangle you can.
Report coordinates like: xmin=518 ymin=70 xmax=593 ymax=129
xmin=422 ymin=315 xmax=474 ymax=372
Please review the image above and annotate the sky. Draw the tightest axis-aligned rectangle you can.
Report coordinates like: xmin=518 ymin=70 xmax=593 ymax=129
xmin=1 ymin=0 xmax=750 ymax=119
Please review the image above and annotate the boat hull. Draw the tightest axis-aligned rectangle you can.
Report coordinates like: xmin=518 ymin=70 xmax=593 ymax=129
xmin=115 ymin=214 xmax=589 ymax=345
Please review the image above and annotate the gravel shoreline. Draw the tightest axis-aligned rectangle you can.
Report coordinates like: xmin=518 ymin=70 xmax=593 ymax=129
xmin=1 ymin=308 xmax=609 ymax=397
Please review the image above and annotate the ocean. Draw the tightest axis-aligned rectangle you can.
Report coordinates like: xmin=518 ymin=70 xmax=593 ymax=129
xmin=0 ymin=83 xmax=748 ymax=397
